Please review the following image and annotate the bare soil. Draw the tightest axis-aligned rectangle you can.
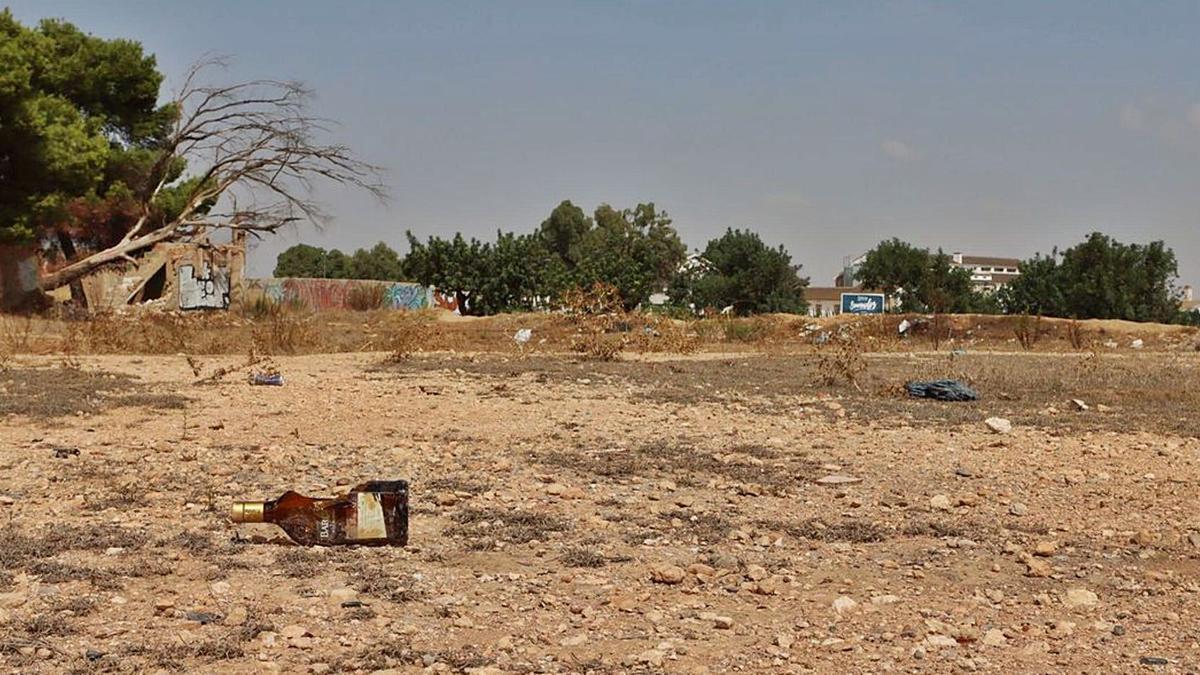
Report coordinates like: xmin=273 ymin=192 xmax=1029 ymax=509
xmin=1 ymin=346 xmax=1199 ymax=673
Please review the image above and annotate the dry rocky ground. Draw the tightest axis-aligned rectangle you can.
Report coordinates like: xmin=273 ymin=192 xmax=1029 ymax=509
xmin=1 ymin=346 xmax=1199 ymax=674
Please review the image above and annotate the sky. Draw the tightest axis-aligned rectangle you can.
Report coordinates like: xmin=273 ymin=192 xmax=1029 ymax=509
xmin=8 ymin=1 xmax=1200 ymax=286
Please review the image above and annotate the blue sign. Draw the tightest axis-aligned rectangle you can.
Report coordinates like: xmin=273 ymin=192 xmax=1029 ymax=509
xmin=840 ymin=293 xmax=885 ymax=314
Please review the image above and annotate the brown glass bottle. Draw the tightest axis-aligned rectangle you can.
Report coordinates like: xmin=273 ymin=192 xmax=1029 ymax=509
xmin=230 ymin=480 xmax=408 ymax=546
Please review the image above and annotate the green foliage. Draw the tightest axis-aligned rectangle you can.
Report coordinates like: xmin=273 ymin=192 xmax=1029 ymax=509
xmin=350 ymin=241 xmax=404 ymax=281
xmin=998 ymin=233 xmax=1181 ymax=323
xmin=856 ymin=239 xmax=985 ymax=313
xmin=0 ymin=10 xmax=171 ymax=244
xmin=273 ymin=244 xmax=328 ymax=278
xmin=672 ymin=228 xmax=808 ymax=315
xmin=538 ymin=200 xmax=590 ymax=267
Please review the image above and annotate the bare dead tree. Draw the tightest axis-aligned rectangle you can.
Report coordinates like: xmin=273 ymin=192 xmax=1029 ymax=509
xmin=39 ymin=58 xmax=386 ymax=291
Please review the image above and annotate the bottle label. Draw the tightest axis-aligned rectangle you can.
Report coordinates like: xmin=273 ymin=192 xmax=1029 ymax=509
xmin=353 ymin=492 xmax=388 ymax=540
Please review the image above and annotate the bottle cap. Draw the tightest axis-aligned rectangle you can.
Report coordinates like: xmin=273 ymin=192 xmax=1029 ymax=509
xmin=230 ymin=501 xmax=265 ymax=523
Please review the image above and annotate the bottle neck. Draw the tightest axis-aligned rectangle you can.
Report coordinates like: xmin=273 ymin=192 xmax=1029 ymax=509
xmin=230 ymin=500 xmax=269 ymax=523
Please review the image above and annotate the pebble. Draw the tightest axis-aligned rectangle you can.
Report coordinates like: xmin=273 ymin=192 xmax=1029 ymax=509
xmin=929 ymin=494 xmax=952 ymax=511
xmin=225 ymin=606 xmax=247 ymax=626
xmin=1009 ymin=502 xmax=1028 ymax=516
xmin=816 ymin=475 xmax=862 ymax=485
xmin=1063 ymin=588 xmax=1099 ymax=608
xmin=435 ymin=492 xmax=458 ymax=507
xmin=329 ymin=588 xmax=357 ymax=605
xmin=984 ymin=417 xmax=1012 ymax=434
xmin=831 ymin=596 xmax=858 ymax=614
xmin=981 ymin=629 xmax=1006 ymax=646
xmin=649 ymin=563 xmax=686 ymax=585
xmin=1033 ymin=541 xmax=1058 ymax=556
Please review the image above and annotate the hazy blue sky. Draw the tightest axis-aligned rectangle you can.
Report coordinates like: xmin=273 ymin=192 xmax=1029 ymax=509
xmin=8 ymin=1 xmax=1200 ymax=285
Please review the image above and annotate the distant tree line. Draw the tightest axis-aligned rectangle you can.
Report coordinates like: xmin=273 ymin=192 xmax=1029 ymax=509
xmin=854 ymin=232 xmax=1193 ymax=324
xmin=274 ymin=200 xmax=809 ymax=316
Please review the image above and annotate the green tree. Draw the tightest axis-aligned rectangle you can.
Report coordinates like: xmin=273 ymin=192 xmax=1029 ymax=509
xmin=349 ymin=241 xmax=403 ymax=280
xmin=477 ymin=230 xmax=568 ymax=314
xmin=274 ymin=244 xmax=328 ymax=278
xmin=403 ymin=232 xmax=489 ymax=315
xmin=0 ymin=10 xmax=174 ymax=245
xmin=854 ymin=238 xmax=930 ymax=310
xmin=917 ymin=250 xmax=979 ymax=313
xmin=324 ymin=249 xmax=353 ymax=279
xmin=996 ymin=253 xmax=1064 ymax=315
xmin=537 ymin=200 xmax=590 ymax=268
xmin=674 ymin=228 xmax=808 ymax=315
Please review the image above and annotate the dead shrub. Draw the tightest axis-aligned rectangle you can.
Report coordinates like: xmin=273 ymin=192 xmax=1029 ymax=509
xmin=446 ymin=508 xmax=571 ymax=549
xmin=1013 ymin=314 xmax=1043 ymax=350
xmin=1066 ymin=319 xmax=1089 ymax=350
xmin=814 ymin=332 xmax=867 ymax=389
xmin=346 ymin=284 xmax=388 ymax=311
xmin=382 ymin=314 xmax=435 ymax=361
xmin=0 ymin=316 xmax=33 ymax=370
xmin=560 ymin=283 xmax=631 ymax=361
xmin=251 ymin=312 xmax=317 ymax=355
xmin=626 ymin=314 xmax=700 ymax=355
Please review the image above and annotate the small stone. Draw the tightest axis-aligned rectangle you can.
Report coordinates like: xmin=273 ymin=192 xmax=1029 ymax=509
xmin=1022 ymin=555 xmax=1052 ymax=578
xmin=1009 ymin=502 xmax=1028 ymax=516
xmin=649 ymin=563 xmax=686 ymax=584
xmin=929 ymin=494 xmax=952 ymax=511
xmin=210 ymin=581 xmax=231 ymax=595
xmin=225 ymin=606 xmax=247 ymax=627
xmin=870 ymin=594 xmax=901 ymax=605
xmin=637 ymin=649 xmax=665 ymax=667
xmin=104 ymin=547 xmax=124 ymax=556
xmin=1111 ymin=625 xmax=1126 ymax=636
xmin=560 ymin=486 xmax=586 ymax=500
xmin=310 ymin=664 xmax=331 ymax=675
xmin=0 ymin=592 xmax=27 ymax=609
xmin=545 ymin=483 xmax=565 ymax=496
xmin=280 ymin=624 xmax=310 ymax=640
xmin=816 ymin=475 xmax=861 ymax=486
xmin=453 ymin=616 xmax=475 ymax=628
xmin=1033 ymin=541 xmax=1058 ymax=556
xmin=745 ymin=564 xmax=768 ymax=581
xmin=1051 ymin=620 xmax=1076 ymax=638
xmin=0 ymin=496 xmax=14 ymax=505
xmin=1132 ymin=529 xmax=1159 ymax=547
xmin=1140 ymin=657 xmax=1168 ymax=666
xmin=1063 ymin=588 xmax=1099 ymax=608
xmin=831 ymin=596 xmax=857 ymax=614
xmin=926 ymin=634 xmax=958 ymax=648
xmin=701 ymin=612 xmax=734 ymax=629
xmin=154 ymin=597 xmax=175 ymax=612
xmin=435 ymin=492 xmax=458 ymax=507
xmin=560 ymin=634 xmax=587 ymax=647
xmin=1187 ymin=531 xmax=1200 ymax=548
xmin=329 ymin=588 xmax=357 ymax=605
xmin=981 ymin=629 xmax=1006 ymax=647
xmin=984 ymin=417 xmax=1012 ymax=434
xmin=184 ymin=610 xmax=219 ymax=625
xmin=775 ymin=633 xmax=795 ymax=649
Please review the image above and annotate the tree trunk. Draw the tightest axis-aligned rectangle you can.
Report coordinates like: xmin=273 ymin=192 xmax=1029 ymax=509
xmin=38 ymin=227 xmax=177 ymax=292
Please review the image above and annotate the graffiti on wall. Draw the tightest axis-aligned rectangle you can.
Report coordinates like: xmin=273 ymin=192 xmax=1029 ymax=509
xmin=245 ymin=278 xmax=432 ymax=311
xmin=179 ymin=263 xmax=231 ymax=310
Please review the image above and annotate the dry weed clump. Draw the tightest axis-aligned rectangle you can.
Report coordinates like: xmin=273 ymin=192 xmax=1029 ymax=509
xmin=250 ymin=311 xmax=318 ymax=355
xmin=1066 ymin=319 xmax=1090 ymax=350
xmin=346 ymin=284 xmax=388 ymax=311
xmin=560 ymin=283 xmax=629 ymax=361
xmin=382 ymin=313 xmax=436 ymax=361
xmin=626 ymin=314 xmax=701 ymax=355
xmin=0 ymin=316 xmax=33 ymax=370
xmin=814 ymin=331 xmax=867 ymax=389
xmin=1013 ymin=314 xmax=1044 ymax=350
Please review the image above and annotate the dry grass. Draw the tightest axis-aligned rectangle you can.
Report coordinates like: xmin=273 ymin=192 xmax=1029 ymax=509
xmin=446 ymin=508 xmax=572 ymax=550
xmin=814 ymin=332 xmax=868 ymax=388
xmin=0 ymin=367 xmax=188 ymax=419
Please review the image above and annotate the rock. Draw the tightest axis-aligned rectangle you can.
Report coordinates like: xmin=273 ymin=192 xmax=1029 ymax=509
xmin=1063 ymin=588 xmax=1099 ymax=608
xmin=1051 ymin=620 xmax=1076 ymax=638
xmin=1009 ymin=502 xmax=1028 ymax=516
xmin=687 ymin=563 xmax=715 ymax=577
xmin=1112 ymin=625 xmax=1126 ymax=636
xmin=1021 ymin=554 xmax=1052 ymax=578
xmin=929 ymin=494 xmax=952 ymax=511
xmin=0 ymin=495 xmax=14 ymax=505
xmin=775 ymin=633 xmax=795 ymax=649
xmin=1033 ymin=541 xmax=1058 ymax=557
xmin=637 ymin=649 xmax=666 ymax=667
xmin=0 ymin=592 xmax=27 ymax=609
xmin=435 ymin=492 xmax=458 ymax=507
xmin=280 ymin=624 xmax=310 ymax=640
xmin=545 ymin=483 xmax=565 ymax=496
xmin=816 ymin=475 xmax=861 ymax=486
xmin=831 ymin=596 xmax=858 ymax=614
xmin=560 ymin=486 xmax=586 ymax=500
xmin=154 ymin=597 xmax=175 ymax=612
xmin=984 ymin=417 xmax=1012 ymax=434
xmin=1140 ymin=657 xmax=1168 ymax=666
xmin=1133 ymin=529 xmax=1159 ymax=547
xmin=560 ymin=634 xmax=587 ymax=647
xmin=225 ymin=606 xmax=247 ymax=627
xmin=649 ymin=563 xmax=686 ymax=585
xmin=329 ymin=588 xmax=358 ymax=605
xmin=700 ymin=612 xmax=734 ymax=629
xmin=1188 ymin=532 xmax=1200 ymax=548
xmin=745 ymin=564 xmax=768 ymax=581
xmin=184 ymin=610 xmax=219 ymax=625
xmin=210 ymin=581 xmax=231 ymax=595
xmin=870 ymin=594 xmax=901 ymax=605
xmin=310 ymin=664 xmax=331 ymax=675
xmin=926 ymin=635 xmax=958 ymax=648
xmin=85 ymin=649 xmax=105 ymax=662
xmin=981 ymin=629 xmax=1006 ymax=646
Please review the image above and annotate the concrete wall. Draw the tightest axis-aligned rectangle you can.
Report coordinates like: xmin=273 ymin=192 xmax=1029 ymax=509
xmin=245 ymin=278 xmax=436 ymax=311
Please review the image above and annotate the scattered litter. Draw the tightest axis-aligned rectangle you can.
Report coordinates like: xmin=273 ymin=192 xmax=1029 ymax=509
xmin=53 ymin=447 xmax=80 ymax=459
xmin=1139 ymin=656 xmax=1168 ymax=666
xmin=1070 ymin=398 xmax=1089 ymax=411
xmin=985 ymin=417 xmax=1013 ymax=434
xmin=1131 ymin=338 xmax=1144 ymax=349
xmin=898 ymin=319 xmax=911 ymax=335
xmin=816 ymin=474 xmax=862 ymax=486
xmin=514 ymin=328 xmax=533 ymax=344
xmin=250 ymin=373 xmax=284 ymax=386
xmin=231 ymin=480 xmax=409 ymax=546
xmin=418 ymin=385 xmax=443 ymax=395
xmin=904 ymin=379 xmax=979 ymax=401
